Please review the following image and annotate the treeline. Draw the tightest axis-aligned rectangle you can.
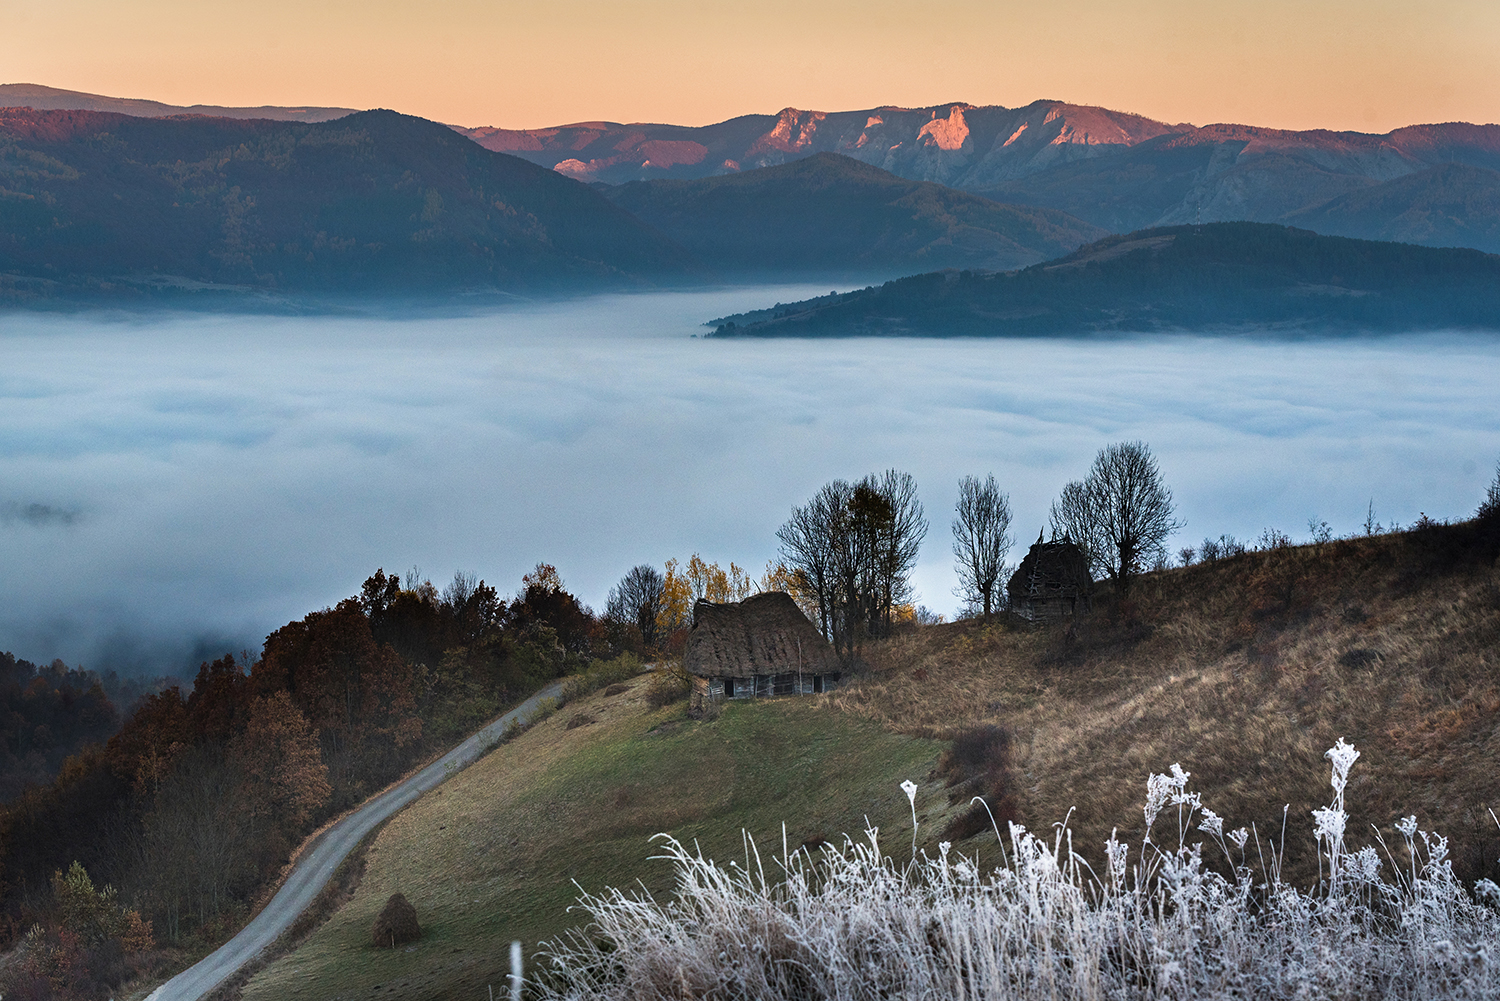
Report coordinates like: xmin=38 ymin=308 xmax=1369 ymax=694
xmin=0 ymin=655 xmax=179 ymax=803
xmin=0 ymin=562 xmax=631 ymax=1000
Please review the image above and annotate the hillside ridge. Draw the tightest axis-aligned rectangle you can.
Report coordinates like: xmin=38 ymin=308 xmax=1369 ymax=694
xmin=708 ymin=222 xmax=1500 ymax=336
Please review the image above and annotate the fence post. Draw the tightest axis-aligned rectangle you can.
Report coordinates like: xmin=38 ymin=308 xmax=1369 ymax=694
xmin=509 ymin=939 xmax=524 ymax=1001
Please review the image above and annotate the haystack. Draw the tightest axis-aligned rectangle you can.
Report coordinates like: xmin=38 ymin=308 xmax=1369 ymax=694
xmin=683 ymin=592 xmax=841 ymax=699
xmin=372 ymin=892 xmax=420 ymax=948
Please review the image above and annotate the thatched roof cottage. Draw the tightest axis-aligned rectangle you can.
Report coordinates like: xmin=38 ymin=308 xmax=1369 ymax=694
xmin=1007 ymin=532 xmax=1093 ymax=622
xmin=683 ymin=591 xmax=841 ymax=699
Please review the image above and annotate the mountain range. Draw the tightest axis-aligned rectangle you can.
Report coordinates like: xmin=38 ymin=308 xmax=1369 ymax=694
xmin=708 ymin=223 xmax=1500 ymax=337
xmin=4 ymin=85 xmax=1500 ymax=302
xmin=0 ymin=83 xmax=357 ymax=123
xmin=0 ymin=107 xmax=693 ymax=300
xmin=455 ymin=101 xmax=1500 ymax=254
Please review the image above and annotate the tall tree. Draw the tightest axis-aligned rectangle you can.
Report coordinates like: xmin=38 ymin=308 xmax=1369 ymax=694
xmin=952 ymin=474 xmax=1013 ymax=619
xmin=607 ymin=564 xmax=666 ymax=651
xmin=229 ymin=691 xmax=330 ymax=842
xmin=776 ymin=481 xmax=847 ymax=643
xmin=778 ymin=471 xmax=927 ymax=655
xmin=1049 ymin=441 xmax=1182 ymax=591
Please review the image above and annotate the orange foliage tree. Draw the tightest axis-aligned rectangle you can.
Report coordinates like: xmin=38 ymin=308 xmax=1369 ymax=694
xmin=229 ymin=691 xmax=331 ymax=839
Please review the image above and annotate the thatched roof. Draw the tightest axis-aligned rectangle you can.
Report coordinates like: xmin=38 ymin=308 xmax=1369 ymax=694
xmin=1007 ymin=536 xmax=1093 ymax=601
xmin=683 ymin=591 xmax=840 ymax=679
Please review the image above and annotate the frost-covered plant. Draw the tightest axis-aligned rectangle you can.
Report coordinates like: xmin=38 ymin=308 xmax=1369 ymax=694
xmin=536 ymin=741 xmax=1500 ymax=1001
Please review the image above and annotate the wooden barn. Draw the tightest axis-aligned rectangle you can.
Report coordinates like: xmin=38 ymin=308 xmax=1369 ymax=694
xmin=1007 ymin=532 xmax=1093 ymax=622
xmin=683 ymin=591 xmax=841 ymax=700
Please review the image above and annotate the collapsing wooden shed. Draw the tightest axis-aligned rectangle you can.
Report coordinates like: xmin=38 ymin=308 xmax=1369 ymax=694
xmin=1007 ymin=531 xmax=1093 ymax=622
xmin=683 ymin=591 xmax=841 ymax=699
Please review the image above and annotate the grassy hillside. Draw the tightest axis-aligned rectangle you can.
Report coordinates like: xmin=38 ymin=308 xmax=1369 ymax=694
xmin=835 ymin=514 xmax=1500 ymax=890
xmin=602 ymin=152 xmax=1107 ymax=279
xmin=236 ymin=688 xmax=942 ymax=1001
xmin=710 ymin=222 xmax=1500 ymax=336
xmin=240 ymin=513 xmax=1499 ymax=999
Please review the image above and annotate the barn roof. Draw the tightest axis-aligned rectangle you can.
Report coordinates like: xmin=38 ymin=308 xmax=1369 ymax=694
xmin=682 ymin=591 xmax=840 ymax=679
xmin=1007 ymin=535 xmax=1093 ymax=601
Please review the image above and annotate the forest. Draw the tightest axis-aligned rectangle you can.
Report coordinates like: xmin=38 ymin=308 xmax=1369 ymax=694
xmin=0 ymin=562 xmax=647 ymax=998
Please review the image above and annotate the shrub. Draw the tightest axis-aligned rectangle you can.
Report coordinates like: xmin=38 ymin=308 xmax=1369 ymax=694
xmin=934 ymin=725 xmax=1018 ymax=841
xmin=559 ymin=653 xmax=643 ymax=706
xmin=371 ymin=893 xmax=420 ymax=948
xmin=644 ymin=661 xmax=692 ymax=709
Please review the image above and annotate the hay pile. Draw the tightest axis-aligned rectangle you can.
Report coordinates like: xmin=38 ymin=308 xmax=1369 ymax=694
xmin=372 ymin=892 xmax=420 ymax=948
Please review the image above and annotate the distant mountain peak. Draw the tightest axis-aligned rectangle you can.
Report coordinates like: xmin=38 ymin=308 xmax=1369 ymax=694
xmin=0 ymin=82 xmax=358 ymax=123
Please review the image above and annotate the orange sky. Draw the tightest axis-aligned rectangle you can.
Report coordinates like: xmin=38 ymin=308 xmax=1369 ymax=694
xmin=4 ymin=0 xmax=1498 ymax=131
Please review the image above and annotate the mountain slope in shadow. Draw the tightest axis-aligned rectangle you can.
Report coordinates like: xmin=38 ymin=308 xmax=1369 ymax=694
xmin=0 ymin=108 xmax=698 ymax=302
xmin=601 ymin=152 xmax=1109 ymax=280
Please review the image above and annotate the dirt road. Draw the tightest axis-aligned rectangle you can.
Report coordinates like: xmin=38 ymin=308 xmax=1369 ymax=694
xmin=144 ymin=681 xmax=563 ymax=1001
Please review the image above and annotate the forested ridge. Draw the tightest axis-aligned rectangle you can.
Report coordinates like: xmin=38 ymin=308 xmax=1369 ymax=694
xmin=0 ymin=655 xmax=180 ymax=803
xmin=0 ymin=107 xmax=695 ymax=302
xmin=710 ymin=222 xmax=1500 ymax=336
xmin=0 ymin=563 xmax=643 ymax=999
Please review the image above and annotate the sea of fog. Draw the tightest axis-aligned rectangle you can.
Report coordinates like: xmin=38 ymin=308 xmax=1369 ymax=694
xmin=3 ymin=286 xmax=1499 ymax=675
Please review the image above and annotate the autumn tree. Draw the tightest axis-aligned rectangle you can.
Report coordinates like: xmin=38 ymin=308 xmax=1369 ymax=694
xmin=229 ymin=691 xmax=330 ymax=854
xmin=952 ymin=474 xmax=1013 ymax=619
xmin=258 ymin=601 xmax=419 ymax=795
xmin=509 ymin=563 xmax=595 ymax=656
xmin=1049 ymin=441 xmax=1182 ymax=591
xmin=656 ymin=558 xmax=694 ymax=640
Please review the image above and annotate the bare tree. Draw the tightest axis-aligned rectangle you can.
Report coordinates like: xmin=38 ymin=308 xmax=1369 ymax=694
xmin=1050 ymin=441 xmax=1182 ymax=591
xmin=607 ymin=564 xmax=666 ymax=651
xmin=952 ymin=474 xmax=1013 ymax=619
xmin=778 ymin=470 xmax=927 ymax=655
xmin=776 ymin=482 xmax=845 ymax=641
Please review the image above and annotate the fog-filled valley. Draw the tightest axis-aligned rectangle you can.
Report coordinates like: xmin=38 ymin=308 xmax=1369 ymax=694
xmin=2 ymin=287 xmax=1497 ymax=675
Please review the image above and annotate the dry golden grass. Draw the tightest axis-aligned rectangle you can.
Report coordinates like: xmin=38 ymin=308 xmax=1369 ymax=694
xmin=833 ymin=523 xmax=1500 ymax=887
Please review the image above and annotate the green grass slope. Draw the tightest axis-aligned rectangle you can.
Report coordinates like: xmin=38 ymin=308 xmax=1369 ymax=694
xmin=237 ymin=686 xmax=942 ymax=1001
xmin=710 ymin=222 xmax=1500 ymax=336
xmin=603 ymin=152 xmax=1108 ymax=279
xmin=0 ymin=108 xmax=697 ymax=302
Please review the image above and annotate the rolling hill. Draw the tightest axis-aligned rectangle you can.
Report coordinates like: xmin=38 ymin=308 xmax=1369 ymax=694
xmin=228 ymin=511 xmax=1500 ymax=1000
xmin=601 ymin=152 xmax=1109 ymax=278
xmin=0 ymin=83 xmax=358 ymax=123
xmin=709 ymin=222 xmax=1500 ymax=336
xmin=0 ymin=108 xmax=697 ymax=301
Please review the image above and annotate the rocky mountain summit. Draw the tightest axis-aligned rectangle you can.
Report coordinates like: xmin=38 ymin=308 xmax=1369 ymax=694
xmin=457 ymin=102 xmax=1500 ymax=251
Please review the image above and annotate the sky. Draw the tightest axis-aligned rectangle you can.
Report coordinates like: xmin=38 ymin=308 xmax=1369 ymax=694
xmin=3 ymin=0 xmax=1499 ymax=131
xmin=2 ymin=295 xmax=1497 ymax=676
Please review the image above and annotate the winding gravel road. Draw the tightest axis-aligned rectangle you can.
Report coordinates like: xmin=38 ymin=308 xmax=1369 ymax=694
xmin=145 ymin=681 xmax=563 ymax=1001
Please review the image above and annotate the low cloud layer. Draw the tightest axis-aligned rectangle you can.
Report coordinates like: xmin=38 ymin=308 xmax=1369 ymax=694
xmin=2 ymin=291 xmax=1497 ymax=674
